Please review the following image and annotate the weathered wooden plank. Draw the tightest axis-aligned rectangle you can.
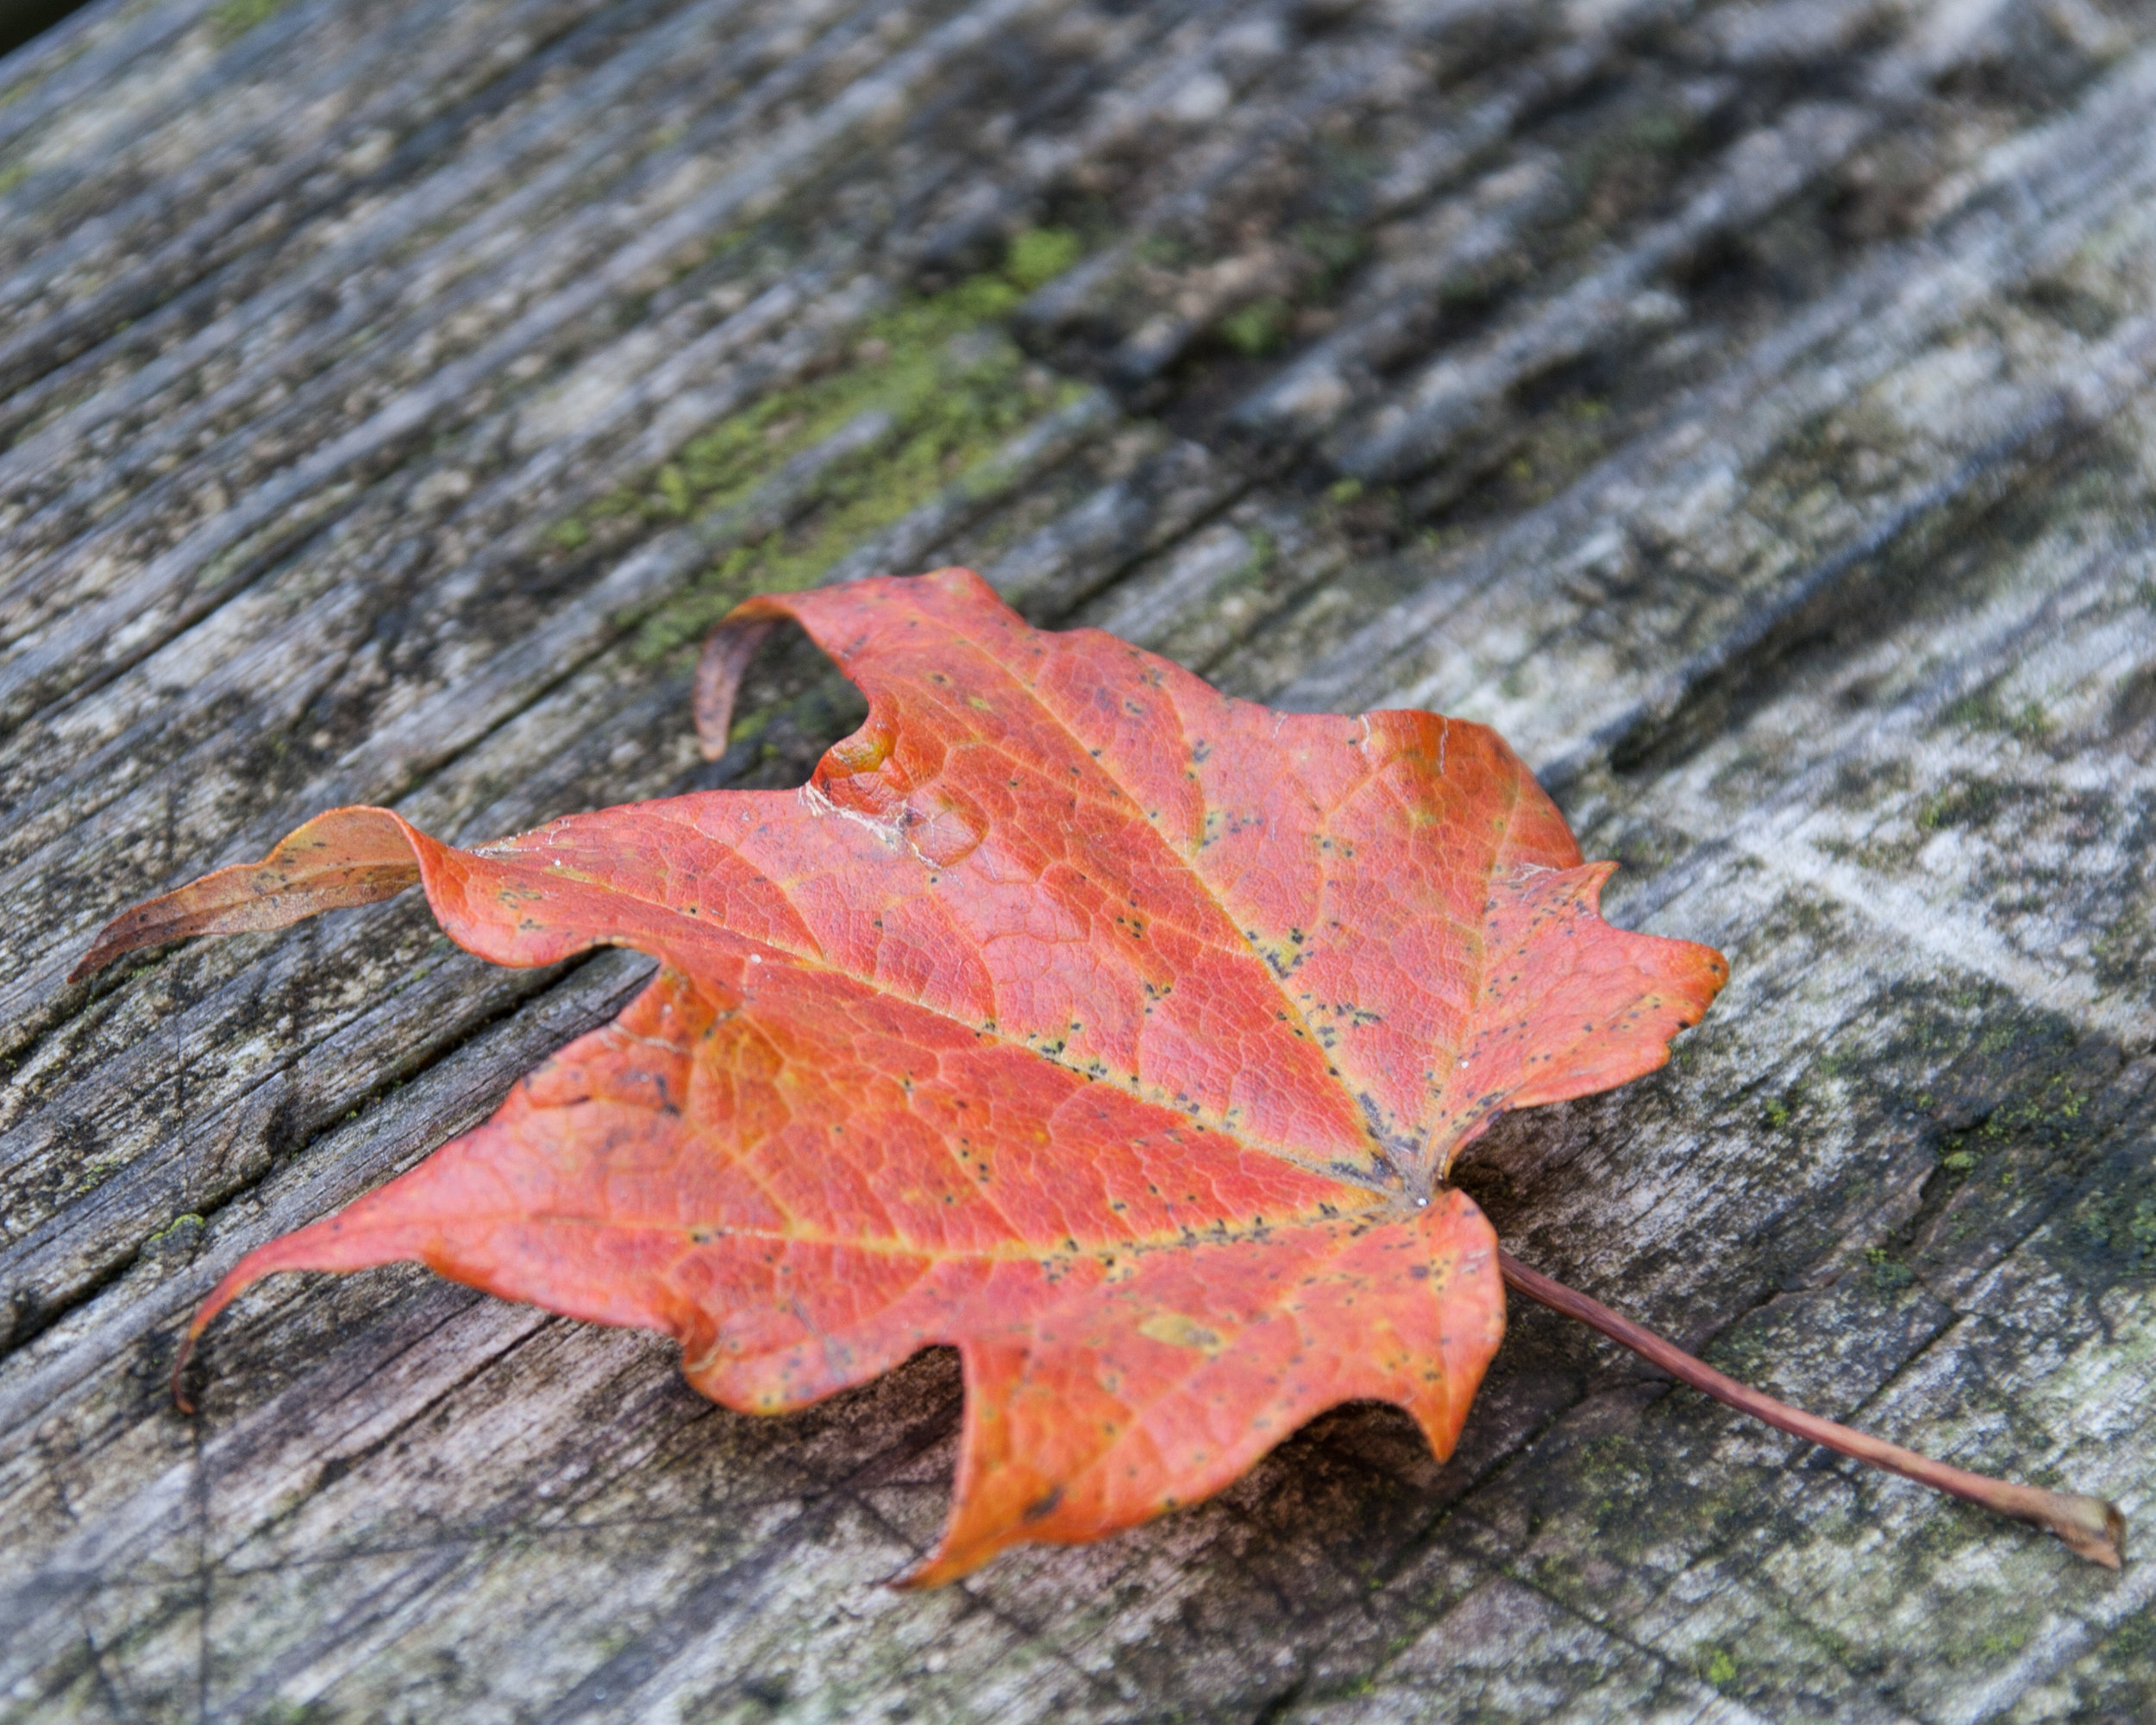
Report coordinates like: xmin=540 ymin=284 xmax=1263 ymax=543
xmin=3 ymin=0 xmax=2154 ymax=1718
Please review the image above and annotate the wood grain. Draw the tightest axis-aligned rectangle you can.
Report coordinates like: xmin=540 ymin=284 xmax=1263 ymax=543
xmin=3 ymin=0 xmax=2153 ymax=1717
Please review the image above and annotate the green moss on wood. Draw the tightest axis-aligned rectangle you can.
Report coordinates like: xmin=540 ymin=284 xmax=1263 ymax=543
xmin=624 ymin=235 xmax=1088 ymax=663
xmin=209 ymin=0 xmax=291 ymax=42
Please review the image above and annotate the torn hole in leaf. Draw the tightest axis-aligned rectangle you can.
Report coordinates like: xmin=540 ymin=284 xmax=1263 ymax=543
xmin=692 ymin=612 xmax=868 ymax=792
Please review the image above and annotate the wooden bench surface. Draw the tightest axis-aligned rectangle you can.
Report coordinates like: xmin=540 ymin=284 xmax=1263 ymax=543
xmin=3 ymin=0 xmax=2154 ymax=1717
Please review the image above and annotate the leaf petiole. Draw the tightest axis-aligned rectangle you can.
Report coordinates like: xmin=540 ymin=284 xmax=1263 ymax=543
xmin=1499 ymin=1251 xmax=2125 ymax=1568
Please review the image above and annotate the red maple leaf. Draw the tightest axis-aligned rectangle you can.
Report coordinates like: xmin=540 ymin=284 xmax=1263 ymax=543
xmin=73 ymin=569 xmax=2119 ymax=1577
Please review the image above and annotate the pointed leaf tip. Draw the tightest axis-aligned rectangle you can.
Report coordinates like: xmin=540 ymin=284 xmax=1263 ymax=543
xmin=69 ymin=807 xmax=425 ymax=982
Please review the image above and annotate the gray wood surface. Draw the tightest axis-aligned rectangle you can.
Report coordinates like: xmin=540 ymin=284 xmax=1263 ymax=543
xmin=3 ymin=0 xmax=2154 ymax=1717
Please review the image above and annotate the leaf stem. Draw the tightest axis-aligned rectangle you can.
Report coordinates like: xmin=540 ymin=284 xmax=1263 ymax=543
xmin=1497 ymin=1250 xmax=2124 ymax=1568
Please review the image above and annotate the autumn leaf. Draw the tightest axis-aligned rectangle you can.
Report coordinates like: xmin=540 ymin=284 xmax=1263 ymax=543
xmin=72 ymin=568 xmax=2118 ymax=1579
